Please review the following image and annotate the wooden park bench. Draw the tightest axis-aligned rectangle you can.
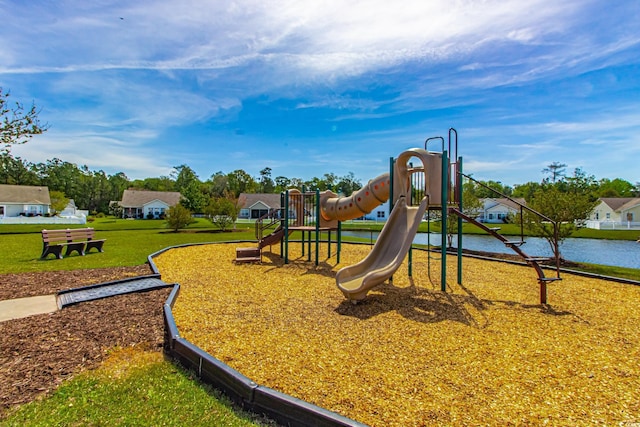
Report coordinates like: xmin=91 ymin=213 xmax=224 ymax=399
xmin=41 ymin=228 xmax=106 ymax=260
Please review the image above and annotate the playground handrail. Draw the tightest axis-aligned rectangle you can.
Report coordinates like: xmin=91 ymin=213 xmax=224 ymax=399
xmin=458 ymin=171 xmax=561 ymax=275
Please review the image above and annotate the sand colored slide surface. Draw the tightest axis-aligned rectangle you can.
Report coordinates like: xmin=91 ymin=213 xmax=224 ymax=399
xmin=336 ymin=196 xmax=428 ymax=301
xmin=330 ymin=147 xmax=441 ymax=301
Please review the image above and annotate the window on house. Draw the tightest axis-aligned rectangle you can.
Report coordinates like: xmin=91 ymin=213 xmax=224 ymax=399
xmin=606 ymin=213 xmax=610 ymax=219
xmin=627 ymin=213 xmax=634 ymax=221
xmin=377 ymin=211 xmax=385 ymax=219
xmin=0 ymin=206 xmax=4 ymax=217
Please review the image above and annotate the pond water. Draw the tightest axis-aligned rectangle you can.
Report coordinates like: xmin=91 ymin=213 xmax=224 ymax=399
xmin=341 ymin=231 xmax=640 ymax=270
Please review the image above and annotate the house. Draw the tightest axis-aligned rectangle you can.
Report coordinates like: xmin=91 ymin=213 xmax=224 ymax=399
xmin=478 ymin=198 xmax=526 ymax=223
xmin=238 ymin=193 xmax=282 ymax=219
xmin=0 ymin=184 xmax=51 ymax=218
xmin=586 ymin=198 xmax=640 ymax=229
xmin=58 ymin=199 xmax=85 ymax=217
xmin=119 ymin=189 xmax=182 ymax=219
xmin=239 ymin=192 xmax=391 ymax=221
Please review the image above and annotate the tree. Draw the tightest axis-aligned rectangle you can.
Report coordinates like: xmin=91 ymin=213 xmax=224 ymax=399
xmin=1 ymin=88 xmax=48 ymax=155
xmin=596 ymin=178 xmax=635 ymax=198
xmin=49 ymin=190 xmax=69 ymax=216
xmin=206 ymin=171 xmax=229 ymax=198
xmin=165 ymin=204 xmax=195 ymax=232
xmin=204 ymin=191 xmax=242 ymax=231
xmin=108 ymin=172 xmax=130 ymax=203
xmin=173 ymin=165 xmax=207 ymax=213
xmin=258 ymin=167 xmax=275 ymax=193
xmin=512 ymin=181 xmax=543 ymax=201
xmin=542 ymin=162 xmax=567 ymax=183
xmin=130 ymin=176 xmax=175 ymax=191
xmin=274 ymin=176 xmax=291 ymax=193
xmin=523 ymin=185 xmax=597 ymax=261
xmin=335 ymin=172 xmax=362 ymax=196
xmin=471 ymin=180 xmax=513 ymax=198
xmin=0 ymin=153 xmax=38 ymax=185
xmin=227 ymin=169 xmax=257 ymax=196
xmin=36 ymin=158 xmax=82 ymax=198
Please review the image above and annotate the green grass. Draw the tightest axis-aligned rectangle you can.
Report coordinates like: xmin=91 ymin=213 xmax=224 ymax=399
xmin=0 ymin=222 xmax=256 ymax=274
xmin=0 ymin=350 xmax=271 ymax=427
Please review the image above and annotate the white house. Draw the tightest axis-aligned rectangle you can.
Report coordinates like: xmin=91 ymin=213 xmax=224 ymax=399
xmin=586 ymin=198 xmax=640 ymax=230
xmin=119 ymin=189 xmax=182 ymax=219
xmin=0 ymin=184 xmax=51 ymax=218
xmin=238 ymin=193 xmax=282 ymax=219
xmin=478 ymin=198 xmax=526 ymax=223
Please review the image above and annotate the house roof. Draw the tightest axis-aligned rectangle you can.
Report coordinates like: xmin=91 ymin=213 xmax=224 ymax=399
xmin=599 ymin=197 xmax=637 ymax=211
xmin=0 ymin=184 xmax=51 ymax=205
xmin=120 ymin=190 xmax=182 ymax=207
xmin=616 ymin=198 xmax=640 ymax=212
xmin=239 ymin=193 xmax=281 ymax=209
xmin=483 ymin=198 xmax=526 ymax=210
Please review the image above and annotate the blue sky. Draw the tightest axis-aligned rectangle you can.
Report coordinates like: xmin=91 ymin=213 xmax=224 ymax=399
xmin=1 ymin=0 xmax=639 ymax=187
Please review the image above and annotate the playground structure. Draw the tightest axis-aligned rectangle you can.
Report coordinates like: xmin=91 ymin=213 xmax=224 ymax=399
xmin=236 ymin=128 xmax=562 ymax=304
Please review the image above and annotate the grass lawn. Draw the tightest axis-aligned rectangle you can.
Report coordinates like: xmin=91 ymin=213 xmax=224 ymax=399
xmin=0 ymin=219 xmax=255 ymax=274
xmin=1 ymin=348 xmax=272 ymax=427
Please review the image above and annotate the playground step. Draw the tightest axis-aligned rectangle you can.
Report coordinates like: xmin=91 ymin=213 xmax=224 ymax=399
xmin=234 ymin=256 xmax=261 ymax=264
xmin=504 ymin=240 xmax=526 ymax=246
xmin=539 ymin=277 xmax=562 ymax=282
xmin=236 ymin=247 xmax=260 ymax=256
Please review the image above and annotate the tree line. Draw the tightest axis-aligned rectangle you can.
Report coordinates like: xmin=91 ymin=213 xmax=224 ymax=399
xmin=3 ymin=151 xmax=639 ymax=212
xmin=0 ymin=153 xmax=367 ymax=215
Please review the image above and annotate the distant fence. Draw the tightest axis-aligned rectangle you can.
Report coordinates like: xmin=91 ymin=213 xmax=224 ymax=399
xmin=585 ymin=220 xmax=640 ymax=230
xmin=0 ymin=216 xmax=86 ymax=225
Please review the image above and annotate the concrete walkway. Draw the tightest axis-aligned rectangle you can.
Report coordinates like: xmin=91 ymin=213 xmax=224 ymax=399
xmin=0 ymin=295 xmax=58 ymax=322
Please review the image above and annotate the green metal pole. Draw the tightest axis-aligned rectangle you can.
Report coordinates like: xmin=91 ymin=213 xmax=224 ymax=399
xmin=280 ymin=192 xmax=285 ymax=258
xmin=315 ymin=189 xmax=320 ymax=266
xmin=457 ymin=156 xmax=463 ymax=285
xmin=389 ymin=157 xmax=394 ymax=211
xmin=337 ymin=221 xmax=342 ymax=264
xmin=389 ymin=156 xmax=394 ymax=284
xmin=441 ymin=150 xmax=448 ymax=292
xmin=284 ymin=190 xmax=289 ymax=264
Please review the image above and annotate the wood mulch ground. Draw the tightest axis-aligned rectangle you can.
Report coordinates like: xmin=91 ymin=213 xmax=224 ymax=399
xmin=0 ymin=265 xmax=171 ymax=419
xmin=155 ymin=243 xmax=640 ymax=427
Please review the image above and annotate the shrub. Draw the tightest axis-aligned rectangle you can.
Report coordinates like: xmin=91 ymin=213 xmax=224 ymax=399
xmin=165 ymin=204 xmax=195 ymax=231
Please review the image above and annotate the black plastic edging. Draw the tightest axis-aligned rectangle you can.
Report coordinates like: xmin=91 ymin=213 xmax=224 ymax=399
xmin=151 ymin=241 xmax=368 ymax=427
xmin=172 ymin=338 xmax=257 ymax=405
xmin=252 ymin=386 xmax=367 ymax=427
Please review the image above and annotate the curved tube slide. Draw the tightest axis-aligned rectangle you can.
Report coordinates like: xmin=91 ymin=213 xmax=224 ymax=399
xmin=333 ymin=147 xmax=442 ymax=302
xmin=335 ymin=196 xmax=428 ymax=301
xmin=320 ymin=173 xmax=390 ymax=222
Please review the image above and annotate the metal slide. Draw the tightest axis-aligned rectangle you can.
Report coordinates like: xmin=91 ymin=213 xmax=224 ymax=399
xmin=335 ymin=196 xmax=428 ymax=302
